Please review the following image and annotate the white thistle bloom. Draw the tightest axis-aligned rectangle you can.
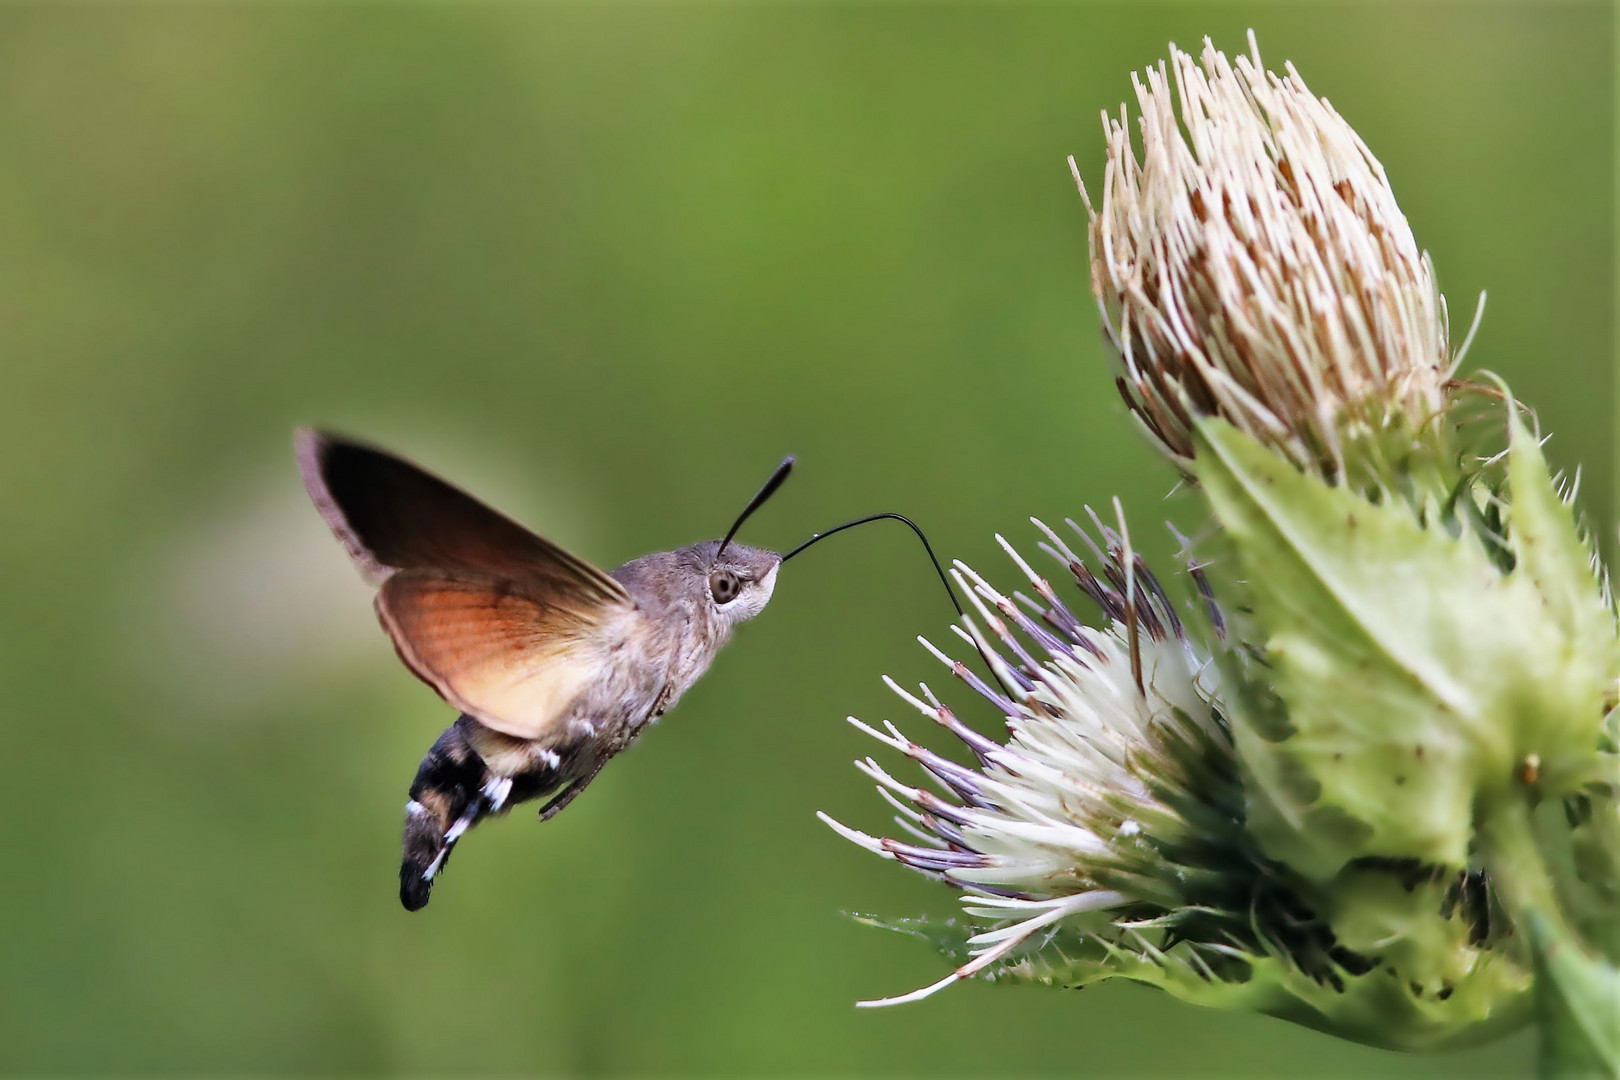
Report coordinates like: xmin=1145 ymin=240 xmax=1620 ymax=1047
xmin=822 ymin=511 xmax=1242 ymax=1005
xmin=823 ymin=510 xmax=1531 ymax=1043
xmin=1080 ymin=32 xmax=1476 ymax=474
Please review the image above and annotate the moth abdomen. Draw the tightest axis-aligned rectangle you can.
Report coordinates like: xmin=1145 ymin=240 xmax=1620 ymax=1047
xmin=399 ymin=716 xmax=567 ymax=911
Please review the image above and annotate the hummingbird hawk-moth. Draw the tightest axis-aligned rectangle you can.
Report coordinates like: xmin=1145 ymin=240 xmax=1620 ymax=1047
xmin=297 ymin=430 xmax=793 ymax=910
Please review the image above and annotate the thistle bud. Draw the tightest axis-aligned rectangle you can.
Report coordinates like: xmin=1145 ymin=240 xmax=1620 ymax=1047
xmin=1081 ymin=31 xmax=1461 ymax=481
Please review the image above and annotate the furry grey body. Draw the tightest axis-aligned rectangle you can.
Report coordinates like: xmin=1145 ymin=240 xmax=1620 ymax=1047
xmin=400 ymin=540 xmax=779 ymax=909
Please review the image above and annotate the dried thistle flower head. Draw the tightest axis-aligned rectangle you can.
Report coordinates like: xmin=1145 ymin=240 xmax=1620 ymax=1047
xmin=1080 ymin=32 xmax=1471 ymax=476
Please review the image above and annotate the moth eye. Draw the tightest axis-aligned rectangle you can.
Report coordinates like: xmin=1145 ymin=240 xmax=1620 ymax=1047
xmin=709 ymin=570 xmax=741 ymax=604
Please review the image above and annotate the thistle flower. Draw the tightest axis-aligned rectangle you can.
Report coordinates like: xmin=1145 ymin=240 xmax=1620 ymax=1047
xmin=1080 ymin=31 xmax=1474 ymax=480
xmin=823 ymin=514 xmax=1531 ymax=1048
xmin=822 ymin=511 xmax=1235 ymax=1004
xmin=826 ymin=33 xmax=1620 ymax=1073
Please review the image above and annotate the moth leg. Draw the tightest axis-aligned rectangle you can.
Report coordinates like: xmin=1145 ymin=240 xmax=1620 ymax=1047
xmin=538 ymin=754 xmax=609 ymax=821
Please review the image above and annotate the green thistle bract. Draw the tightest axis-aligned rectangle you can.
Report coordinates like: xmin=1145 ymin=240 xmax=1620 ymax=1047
xmin=1195 ymin=414 xmax=1617 ymax=881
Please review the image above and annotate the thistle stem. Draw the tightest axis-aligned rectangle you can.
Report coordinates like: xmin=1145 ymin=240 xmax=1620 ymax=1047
xmin=1481 ymin=799 xmax=1619 ymax=1079
xmin=1481 ymin=800 xmax=1571 ymax=941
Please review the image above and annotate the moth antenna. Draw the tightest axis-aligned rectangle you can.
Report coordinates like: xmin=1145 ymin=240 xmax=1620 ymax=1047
xmin=782 ymin=513 xmax=1014 ymax=699
xmin=717 ymin=456 xmax=795 ymax=556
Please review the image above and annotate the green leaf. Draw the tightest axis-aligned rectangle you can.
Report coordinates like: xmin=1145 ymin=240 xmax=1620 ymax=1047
xmin=844 ymin=912 xmax=974 ymax=962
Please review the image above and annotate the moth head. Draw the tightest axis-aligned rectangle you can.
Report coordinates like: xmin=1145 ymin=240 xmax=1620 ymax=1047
xmin=674 ymin=455 xmax=792 ymax=625
xmin=684 ymin=540 xmax=780 ymax=624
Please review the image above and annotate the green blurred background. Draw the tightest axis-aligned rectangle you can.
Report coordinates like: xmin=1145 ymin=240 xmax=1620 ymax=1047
xmin=0 ymin=3 xmax=1610 ymax=1076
